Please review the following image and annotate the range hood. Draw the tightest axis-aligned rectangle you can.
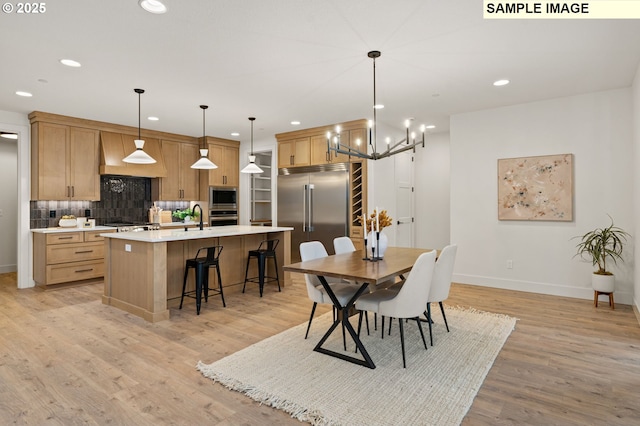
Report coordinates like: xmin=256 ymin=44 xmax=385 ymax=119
xmin=100 ymin=131 xmax=167 ymax=178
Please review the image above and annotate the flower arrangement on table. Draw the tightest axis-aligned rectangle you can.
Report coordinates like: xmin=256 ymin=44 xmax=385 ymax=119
xmin=358 ymin=209 xmax=392 ymax=234
xmin=172 ymin=209 xmax=199 ymax=221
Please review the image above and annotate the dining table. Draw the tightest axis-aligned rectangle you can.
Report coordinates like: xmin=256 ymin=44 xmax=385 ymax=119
xmin=283 ymin=246 xmax=435 ymax=369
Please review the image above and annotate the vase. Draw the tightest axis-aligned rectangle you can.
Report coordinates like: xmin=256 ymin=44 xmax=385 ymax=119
xmin=366 ymin=231 xmax=388 ymax=258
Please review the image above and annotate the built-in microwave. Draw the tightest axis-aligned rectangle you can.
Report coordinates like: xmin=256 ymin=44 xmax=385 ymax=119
xmin=209 ymin=186 xmax=237 ymax=210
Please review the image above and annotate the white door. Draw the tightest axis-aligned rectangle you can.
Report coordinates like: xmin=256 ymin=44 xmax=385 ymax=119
xmin=395 ymin=151 xmax=414 ymax=247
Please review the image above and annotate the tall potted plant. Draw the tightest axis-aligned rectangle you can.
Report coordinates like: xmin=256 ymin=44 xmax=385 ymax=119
xmin=574 ymin=215 xmax=629 ymax=293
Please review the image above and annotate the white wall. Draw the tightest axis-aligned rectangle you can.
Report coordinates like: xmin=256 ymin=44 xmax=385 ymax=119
xmin=0 ymin=110 xmax=31 ymax=288
xmin=632 ymin=64 xmax=640 ymax=314
xmin=450 ymin=89 xmax=634 ymax=304
xmin=0 ymin=139 xmax=17 ymax=272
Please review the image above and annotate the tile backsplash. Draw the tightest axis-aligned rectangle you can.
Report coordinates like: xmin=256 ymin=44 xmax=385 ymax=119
xmin=30 ymin=176 xmax=190 ymax=228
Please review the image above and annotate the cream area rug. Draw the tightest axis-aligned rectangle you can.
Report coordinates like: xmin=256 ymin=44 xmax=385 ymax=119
xmin=197 ymin=307 xmax=516 ymax=426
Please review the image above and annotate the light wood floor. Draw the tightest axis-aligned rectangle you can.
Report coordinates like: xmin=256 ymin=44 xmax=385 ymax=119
xmin=1 ymin=273 xmax=638 ymax=425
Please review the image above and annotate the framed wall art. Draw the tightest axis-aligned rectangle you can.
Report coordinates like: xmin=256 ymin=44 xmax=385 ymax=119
xmin=497 ymin=153 xmax=573 ymax=221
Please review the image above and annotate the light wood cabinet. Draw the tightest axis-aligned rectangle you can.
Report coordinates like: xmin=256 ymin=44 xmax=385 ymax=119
xmin=152 ymin=140 xmax=200 ymax=200
xmin=198 ymin=137 xmax=240 ymax=201
xmin=31 ymin=123 xmax=100 ymax=200
xmin=202 ymin=138 xmax=239 ymax=188
xmin=33 ymin=230 xmax=116 ymax=288
xmin=278 ymin=137 xmax=310 ymax=168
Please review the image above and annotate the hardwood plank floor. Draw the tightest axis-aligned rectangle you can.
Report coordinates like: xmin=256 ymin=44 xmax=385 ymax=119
xmin=0 ymin=272 xmax=638 ymax=425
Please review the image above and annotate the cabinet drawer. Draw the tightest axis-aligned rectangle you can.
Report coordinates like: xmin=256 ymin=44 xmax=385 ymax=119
xmin=45 ymin=260 xmax=105 ymax=285
xmin=46 ymin=232 xmax=83 ymax=244
xmin=84 ymin=230 xmax=115 ymax=242
xmin=46 ymin=241 xmax=104 ymax=264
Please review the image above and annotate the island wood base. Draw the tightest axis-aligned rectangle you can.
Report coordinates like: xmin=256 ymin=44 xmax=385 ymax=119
xmin=102 ymin=229 xmax=291 ymax=322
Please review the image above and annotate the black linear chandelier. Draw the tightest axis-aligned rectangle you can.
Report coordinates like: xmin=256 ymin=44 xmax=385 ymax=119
xmin=326 ymin=50 xmax=426 ymax=160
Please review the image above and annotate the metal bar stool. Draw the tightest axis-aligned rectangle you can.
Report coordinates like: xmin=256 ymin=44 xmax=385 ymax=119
xmin=242 ymin=239 xmax=281 ymax=297
xmin=180 ymin=245 xmax=226 ymax=314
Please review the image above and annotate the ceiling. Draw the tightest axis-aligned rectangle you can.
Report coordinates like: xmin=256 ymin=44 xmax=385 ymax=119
xmin=2 ymin=1 xmax=640 ymax=143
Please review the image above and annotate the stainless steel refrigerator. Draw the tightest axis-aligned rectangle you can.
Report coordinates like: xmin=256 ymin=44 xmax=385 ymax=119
xmin=278 ymin=164 xmax=349 ymax=263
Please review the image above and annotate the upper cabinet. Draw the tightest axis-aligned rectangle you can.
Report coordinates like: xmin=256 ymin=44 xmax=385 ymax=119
xmin=152 ymin=140 xmax=200 ymax=200
xmin=31 ymin=122 xmax=100 ymax=201
xmin=276 ymin=119 xmax=368 ymax=168
xmin=278 ymin=137 xmax=310 ymax=168
xmin=199 ymin=137 xmax=240 ymax=198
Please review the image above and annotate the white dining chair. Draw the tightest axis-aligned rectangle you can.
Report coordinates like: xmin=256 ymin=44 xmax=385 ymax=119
xmin=425 ymin=244 xmax=457 ymax=346
xmin=355 ymin=250 xmax=437 ymax=368
xmin=300 ymin=241 xmax=364 ymax=340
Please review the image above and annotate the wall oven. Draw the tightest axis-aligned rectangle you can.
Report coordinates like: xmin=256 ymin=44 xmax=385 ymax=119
xmin=209 ymin=187 xmax=238 ymax=226
xmin=209 ymin=210 xmax=238 ymax=227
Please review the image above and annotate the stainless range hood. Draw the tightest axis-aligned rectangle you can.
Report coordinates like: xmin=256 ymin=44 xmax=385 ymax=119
xmin=100 ymin=131 xmax=167 ymax=178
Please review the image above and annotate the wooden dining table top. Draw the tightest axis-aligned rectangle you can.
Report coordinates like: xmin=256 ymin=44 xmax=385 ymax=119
xmin=283 ymin=246 xmax=437 ymax=285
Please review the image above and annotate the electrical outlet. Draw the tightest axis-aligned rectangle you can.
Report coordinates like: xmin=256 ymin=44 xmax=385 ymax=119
xmin=125 ymin=244 xmax=132 ymax=252
xmin=49 ymin=210 xmax=56 ymax=218
xmin=507 ymin=259 xmax=513 ymax=269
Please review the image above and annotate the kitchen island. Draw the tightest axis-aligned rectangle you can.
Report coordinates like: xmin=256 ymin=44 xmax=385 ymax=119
xmin=101 ymin=225 xmax=292 ymax=322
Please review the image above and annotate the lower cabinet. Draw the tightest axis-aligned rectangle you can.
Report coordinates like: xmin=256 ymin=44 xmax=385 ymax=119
xmin=33 ymin=230 xmax=116 ymax=288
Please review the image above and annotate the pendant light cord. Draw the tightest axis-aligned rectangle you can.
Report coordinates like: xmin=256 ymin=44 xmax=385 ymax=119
xmin=249 ymin=117 xmax=256 ymax=155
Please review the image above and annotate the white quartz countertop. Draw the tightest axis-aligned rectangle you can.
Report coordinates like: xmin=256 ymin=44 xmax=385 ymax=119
xmin=100 ymin=225 xmax=293 ymax=243
xmin=158 ymin=221 xmax=201 ymax=228
xmin=31 ymin=226 xmax=117 ymax=234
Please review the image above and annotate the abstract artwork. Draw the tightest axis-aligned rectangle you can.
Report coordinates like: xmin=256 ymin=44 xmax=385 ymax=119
xmin=498 ymin=154 xmax=573 ymax=221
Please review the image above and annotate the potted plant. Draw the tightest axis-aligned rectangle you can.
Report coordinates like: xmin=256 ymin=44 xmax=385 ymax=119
xmin=574 ymin=215 xmax=630 ymax=294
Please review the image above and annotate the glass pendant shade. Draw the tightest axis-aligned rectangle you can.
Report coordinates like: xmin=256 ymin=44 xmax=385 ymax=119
xmin=241 ymin=117 xmax=264 ymax=174
xmin=123 ymin=139 xmax=156 ymax=164
xmin=123 ymin=88 xmax=156 ymax=164
xmin=191 ymin=149 xmax=218 ymax=169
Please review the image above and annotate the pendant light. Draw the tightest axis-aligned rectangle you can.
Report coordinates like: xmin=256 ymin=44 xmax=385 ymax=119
xmin=123 ymin=88 xmax=157 ymax=164
xmin=191 ymin=105 xmax=218 ymax=169
xmin=241 ymin=117 xmax=263 ymax=174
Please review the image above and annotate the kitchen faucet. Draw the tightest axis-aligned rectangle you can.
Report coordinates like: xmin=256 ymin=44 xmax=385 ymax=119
xmin=192 ymin=204 xmax=204 ymax=230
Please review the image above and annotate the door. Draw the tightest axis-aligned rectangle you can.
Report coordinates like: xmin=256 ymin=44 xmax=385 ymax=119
xmin=308 ymin=170 xmax=349 ymax=255
xmin=277 ymin=173 xmax=309 ymax=263
xmin=395 ymin=151 xmax=414 ymax=247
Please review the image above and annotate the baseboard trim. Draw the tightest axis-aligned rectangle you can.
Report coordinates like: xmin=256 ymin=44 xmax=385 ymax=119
xmin=452 ymin=273 xmax=633 ymax=306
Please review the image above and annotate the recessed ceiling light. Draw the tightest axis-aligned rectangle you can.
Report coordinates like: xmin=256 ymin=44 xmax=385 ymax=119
xmin=37 ymin=79 xmax=48 ymax=83
xmin=373 ymin=104 xmax=384 ymax=109
xmin=139 ymin=0 xmax=167 ymax=14
xmin=1 ymin=132 xmax=18 ymax=140
xmin=231 ymin=132 xmax=240 ymax=137
xmin=60 ymin=59 xmax=81 ymax=67
xmin=291 ymin=121 xmax=300 ymax=125
xmin=147 ymin=116 xmax=159 ymax=121
xmin=425 ymin=125 xmax=436 ymax=129
xmin=16 ymin=91 xmax=32 ymax=97
xmin=493 ymin=79 xmax=510 ymax=87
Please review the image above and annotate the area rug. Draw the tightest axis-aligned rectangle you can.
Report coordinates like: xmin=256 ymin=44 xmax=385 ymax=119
xmin=197 ymin=306 xmax=516 ymax=426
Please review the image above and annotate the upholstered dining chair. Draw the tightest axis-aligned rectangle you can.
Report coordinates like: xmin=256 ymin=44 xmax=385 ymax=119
xmin=300 ymin=241 xmax=364 ymax=340
xmin=425 ymin=244 xmax=458 ymax=346
xmin=333 ymin=236 xmax=374 ymax=333
xmin=355 ymin=250 xmax=437 ymax=368
xmin=385 ymin=244 xmax=458 ymax=346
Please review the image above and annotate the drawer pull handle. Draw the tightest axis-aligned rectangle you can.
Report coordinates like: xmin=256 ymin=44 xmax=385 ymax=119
xmin=75 ymin=268 xmax=94 ymax=273
xmin=58 ymin=237 xmax=74 ymax=240
xmin=75 ymin=250 xmax=94 ymax=254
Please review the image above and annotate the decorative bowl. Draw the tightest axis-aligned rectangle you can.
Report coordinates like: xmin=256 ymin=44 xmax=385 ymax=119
xmin=59 ymin=218 xmax=78 ymax=228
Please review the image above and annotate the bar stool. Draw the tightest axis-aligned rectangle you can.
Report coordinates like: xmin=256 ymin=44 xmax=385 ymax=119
xmin=242 ymin=239 xmax=281 ymax=297
xmin=180 ymin=245 xmax=226 ymax=314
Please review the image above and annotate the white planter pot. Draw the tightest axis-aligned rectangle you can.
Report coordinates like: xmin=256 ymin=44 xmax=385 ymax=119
xmin=592 ymin=273 xmax=615 ymax=293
